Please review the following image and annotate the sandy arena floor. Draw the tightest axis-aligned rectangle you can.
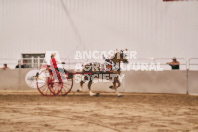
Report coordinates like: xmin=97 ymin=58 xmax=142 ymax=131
xmin=0 ymin=91 xmax=198 ymax=132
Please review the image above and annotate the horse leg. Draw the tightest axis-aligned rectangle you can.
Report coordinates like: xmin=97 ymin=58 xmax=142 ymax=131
xmin=113 ymin=79 xmax=122 ymax=97
xmin=109 ymin=78 xmax=121 ymax=89
xmin=88 ymin=80 xmax=97 ymax=96
xmin=109 ymin=74 xmax=120 ymax=89
xmin=77 ymin=80 xmax=85 ymax=92
xmin=109 ymin=85 xmax=114 ymax=89
xmin=117 ymin=79 xmax=121 ymax=88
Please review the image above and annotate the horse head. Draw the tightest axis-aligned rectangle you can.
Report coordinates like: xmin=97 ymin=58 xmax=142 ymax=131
xmin=111 ymin=49 xmax=129 ymax=64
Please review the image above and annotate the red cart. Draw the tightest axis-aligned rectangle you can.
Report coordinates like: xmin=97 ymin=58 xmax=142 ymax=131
xmin=36 ymin=66 xmax=74 ymax=96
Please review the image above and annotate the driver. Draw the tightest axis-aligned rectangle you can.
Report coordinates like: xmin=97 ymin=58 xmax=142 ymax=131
xmin=50 ymin=53 xmax=66 ymax=83
xmin=50 ymin=53 xmax=65 ymax=73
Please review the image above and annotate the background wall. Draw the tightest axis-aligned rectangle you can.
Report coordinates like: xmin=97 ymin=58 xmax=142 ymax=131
xmin=1 ymin=69 xmax=195 ymax=95
xmin=0 ymin=0 xmax=198 ymax=60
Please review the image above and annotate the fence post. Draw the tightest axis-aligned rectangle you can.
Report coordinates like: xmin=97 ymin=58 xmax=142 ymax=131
xmin=31 ymin=57 xmax=34 ymax=68
xmin=19 ymin=59 xmax=21 ymax=89
xmin=38 ymin=57 xmax=40 ymax=68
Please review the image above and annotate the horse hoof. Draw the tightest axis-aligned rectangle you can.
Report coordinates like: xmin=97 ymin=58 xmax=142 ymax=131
xmin=77 ymin=89 xmax=81 ymax=92
xmin=90 ymin=93 xmax=99 ymax=96
xmin=117 ymin=94 xmax=122 ymax=97
xmin=96 ymin=93 xmax=100 ymax=96
xmin=109 ymin=85 xmax=114 ymax=89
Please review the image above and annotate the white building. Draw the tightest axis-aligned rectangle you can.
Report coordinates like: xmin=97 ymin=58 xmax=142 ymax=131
xmin=0 ymin=0 xmax=198 ymax=68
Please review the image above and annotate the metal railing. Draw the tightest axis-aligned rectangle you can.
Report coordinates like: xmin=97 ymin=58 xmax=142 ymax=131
xmin=0 ymin=57 xmax=195 ymax=71
xmin=188 ymin=58 xmax=198 ymax=70
xmin=154 ymin=58 xmax=187 ymax=70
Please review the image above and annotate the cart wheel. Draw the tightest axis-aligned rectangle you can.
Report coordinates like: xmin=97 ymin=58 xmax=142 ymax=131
xmin=47 ymin=76 xmax=63 ymax=96
xmin=36 ymin=70 xmax=62 ymax=96
xmin=58 ymin=72 xmax=73 ymax=96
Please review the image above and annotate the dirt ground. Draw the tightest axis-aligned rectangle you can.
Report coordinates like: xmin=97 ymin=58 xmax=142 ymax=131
xmin=0 ymin=91 xmax=198 ymax=132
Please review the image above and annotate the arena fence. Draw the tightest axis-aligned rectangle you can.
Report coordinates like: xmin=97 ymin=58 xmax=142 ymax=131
xmin=188 ymin=58 xmax=198 ymax=95
xmin=0 ymin=57 xmax=188 ymax=70
xmin=0 ymin=69 xmax=187 ymax=94
xmin=0 ymin=58 xmax=197 ymax=95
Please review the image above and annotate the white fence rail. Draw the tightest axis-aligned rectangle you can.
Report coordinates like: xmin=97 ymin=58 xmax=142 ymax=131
xmin=189 ymin=58 xmax=198 ymax=70
xmin=0 ymin=57 xmax=190 ymax=70
xmin=0 ymin=58 xmax=197 ymax=95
